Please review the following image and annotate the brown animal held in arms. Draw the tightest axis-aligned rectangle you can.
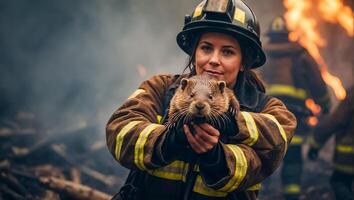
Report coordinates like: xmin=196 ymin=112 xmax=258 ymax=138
xmin=167 ymin=74 xmax=240 ymax=130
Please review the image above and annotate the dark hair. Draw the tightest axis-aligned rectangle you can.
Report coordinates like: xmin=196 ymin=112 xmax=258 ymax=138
xmin=181 ymin=33 xmax=265 ymax=92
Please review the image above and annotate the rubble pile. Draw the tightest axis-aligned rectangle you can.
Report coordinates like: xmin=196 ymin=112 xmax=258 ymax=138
xmin=0 ymin=114 xmax=126 ymax=200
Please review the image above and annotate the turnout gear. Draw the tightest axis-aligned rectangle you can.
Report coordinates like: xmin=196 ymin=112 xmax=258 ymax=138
xmin=176 ymin=0 xmax=266 ymax=68
xmin=260 ymin=16 xmax=331 ymax=200
xmin=309 ymin=86 xmax=354 ymax=200
xmin=106 ymin=74 xmax=296 ymax=200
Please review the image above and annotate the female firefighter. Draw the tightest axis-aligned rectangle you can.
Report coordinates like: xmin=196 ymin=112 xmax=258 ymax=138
xmin=106 ymin=0 xmax=296 ymax=200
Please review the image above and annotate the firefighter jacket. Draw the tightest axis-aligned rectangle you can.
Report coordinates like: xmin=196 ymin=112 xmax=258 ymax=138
xmin=311 ymin=86 xmax=354 ymax=174
xmin=261 ymin=41 xmax=331 ymax=145
xmin=106 ymin=73 xmax=296 ymax=200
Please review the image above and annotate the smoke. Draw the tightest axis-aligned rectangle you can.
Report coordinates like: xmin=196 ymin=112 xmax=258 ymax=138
xmin=1 ymin=0 xmax=351 ymax=136
xmin=0 ymin=0 xmax=201 ymax=132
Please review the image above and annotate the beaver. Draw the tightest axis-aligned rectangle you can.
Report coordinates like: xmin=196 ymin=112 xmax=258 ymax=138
xmin=167 ymin=74 xmax=240 ymax=131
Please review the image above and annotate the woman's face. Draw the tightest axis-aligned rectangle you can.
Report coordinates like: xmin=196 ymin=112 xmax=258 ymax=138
xmin=194 ymin=32 xmax=243 ymax=87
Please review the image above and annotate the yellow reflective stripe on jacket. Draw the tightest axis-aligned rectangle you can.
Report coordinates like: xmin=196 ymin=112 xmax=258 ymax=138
xmin=219 ymin=144 xmax=247 ymax=192
xmin=134 ymin=123 xmax=162 ymax=170
xmin=290 ymin=135 xmax=304 ymax=145
xmin=335 ymin=145 xmax=354 ymax=154
xmin=283 ymin=184 xmax=301 ymax=194
xmin=148 ymin=160 xmax=188 ymax=181
xmin=334 ymin=163 xmax=354 ymax=174
xmin=156 ymin=115 xmax=162 ymax=124
xmin=240 ymin=112 xmax=259 ymax=146
xmin=115 ymin=121 xmax=142 ymax=161
xmin=267 ymin=84 xmax=307 ymax=100
xmin=262 ymin=114 xmax=288 ymax=150
xmin=193 ymin=176 xmax=228 ymax=197
xmin=247 ymin=183 xmax=261 ymax=191
xmin=128 ymin=89 xmax=145 ymax=99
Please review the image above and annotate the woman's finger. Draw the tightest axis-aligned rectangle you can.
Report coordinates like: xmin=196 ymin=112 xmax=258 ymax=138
xmin=183 ymin=125 xmax=207 ymax=153
xmin=196 ymin=123 xmax=220 ymax=137
xmin=192 ymin=124 xmax=218 ymax=145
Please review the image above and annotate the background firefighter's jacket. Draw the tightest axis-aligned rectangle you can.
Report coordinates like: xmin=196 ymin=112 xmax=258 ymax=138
xmin=311 ymin=86 xmax=354 ymax=174
xmin=261 ymin=41 xmax=331 ymax=122
xmin=106 ymin=74 xmax=296 ymax=200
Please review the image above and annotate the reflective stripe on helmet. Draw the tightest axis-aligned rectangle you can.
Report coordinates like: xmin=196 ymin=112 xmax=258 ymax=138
xmin=234 ymin=8 xmax=246 ymax=24
xmin=205 ymin=0 xmax=229 ymax=13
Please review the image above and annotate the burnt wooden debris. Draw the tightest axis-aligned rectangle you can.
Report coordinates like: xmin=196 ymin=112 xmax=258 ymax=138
xmin=0 ymin=113 xmax=127 ymax=200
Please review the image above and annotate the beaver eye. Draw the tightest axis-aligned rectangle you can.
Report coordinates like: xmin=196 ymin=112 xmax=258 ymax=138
xmin=209 ymin=94 xmax=213 ymax=100
xmin=190 ymin=93 xmax=195 ymax=98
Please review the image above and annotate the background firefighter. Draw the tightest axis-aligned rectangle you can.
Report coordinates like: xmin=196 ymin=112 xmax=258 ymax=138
xmin=308 ymin=86 xmax=354 ymax=200
xmin=260 ymin=16 xmax=331 ymax=200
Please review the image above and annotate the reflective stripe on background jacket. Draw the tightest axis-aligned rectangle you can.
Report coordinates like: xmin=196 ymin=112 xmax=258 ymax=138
xmin=312 ymin=86 xmax=354 ymax=174
xmin=106 ymin=73 xmax=296 ymax=200
xmin=261 ymin=42 xmax=330 ymax=135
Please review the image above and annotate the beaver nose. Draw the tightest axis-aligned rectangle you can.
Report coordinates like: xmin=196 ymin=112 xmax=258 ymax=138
xmin=195 ymin=103 xmax=205 ymax=110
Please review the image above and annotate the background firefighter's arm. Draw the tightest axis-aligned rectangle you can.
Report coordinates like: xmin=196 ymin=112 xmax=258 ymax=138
xmin=311 ymin=86 xmax=354 ymax=148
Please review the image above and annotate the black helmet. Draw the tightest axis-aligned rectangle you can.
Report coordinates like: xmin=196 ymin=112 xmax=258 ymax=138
xmin=176 ymin=0 xmax=266 ymax=68
xmin=266 ymin=16 xmax=290 ymax=42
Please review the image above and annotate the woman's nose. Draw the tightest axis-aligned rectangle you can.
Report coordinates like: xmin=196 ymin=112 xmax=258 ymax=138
xmin=209 ymin=51 xmax=220 ymax=66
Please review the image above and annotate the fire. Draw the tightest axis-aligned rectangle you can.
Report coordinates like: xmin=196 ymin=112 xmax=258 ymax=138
xmin=305 ymin=98 xmax=321 ymax=126
xmin=319 ymin=0 xmax=353 ymax=36
xmin=283 ymin=0 xmax=353 ymax=100
xmin=305 ymin=98 xmax=321 ymax=115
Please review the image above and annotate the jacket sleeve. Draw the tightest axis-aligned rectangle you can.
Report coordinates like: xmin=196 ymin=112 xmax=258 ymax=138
xmin=312 ymin=87 xmax=354 ymax=148
xmin=199 ymin=97 xmax=296 ymax=192
xmin=300 ymin=51 xmax=331 ymax=113
xmin=106 ymin=75 xmax=173 ymax=171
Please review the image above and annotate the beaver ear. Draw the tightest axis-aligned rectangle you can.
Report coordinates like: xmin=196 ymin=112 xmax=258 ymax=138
xmin=181 ymin=78 xmax=189 ymax=91
xmin=218 ymin=81 xmax=226 ymax=93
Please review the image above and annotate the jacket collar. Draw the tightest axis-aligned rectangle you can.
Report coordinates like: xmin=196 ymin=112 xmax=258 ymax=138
xmin=234 ymin=71 xmax=270 ymax=112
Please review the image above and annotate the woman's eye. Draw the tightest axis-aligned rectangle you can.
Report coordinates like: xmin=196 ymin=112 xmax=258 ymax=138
xmin=201 ymin=45 xmax=212 ymax=52
xmin=222 ymin=49 xmax=234 ymax=56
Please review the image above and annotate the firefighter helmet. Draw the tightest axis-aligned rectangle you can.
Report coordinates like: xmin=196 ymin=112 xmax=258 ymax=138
xmin=176 ymin=0 xmax=266 ymax=68
xmin=266 ymin=16 xmax=290 ymax=41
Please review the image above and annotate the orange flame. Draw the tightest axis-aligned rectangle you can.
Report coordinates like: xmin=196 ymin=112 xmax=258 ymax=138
xmin=318 ymin=0 xmax=353 ymax=36
xmin=283 ymin=0 xmax=353 ymax=100
xmin=305 ymin=98 xmax=321 ymax=115
xmin=305 ymin=98 xmax=320 ymax=126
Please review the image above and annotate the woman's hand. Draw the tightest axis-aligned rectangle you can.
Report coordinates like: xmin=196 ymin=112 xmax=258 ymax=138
xmin=183 ymin=123 xmax=220 ymax=154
